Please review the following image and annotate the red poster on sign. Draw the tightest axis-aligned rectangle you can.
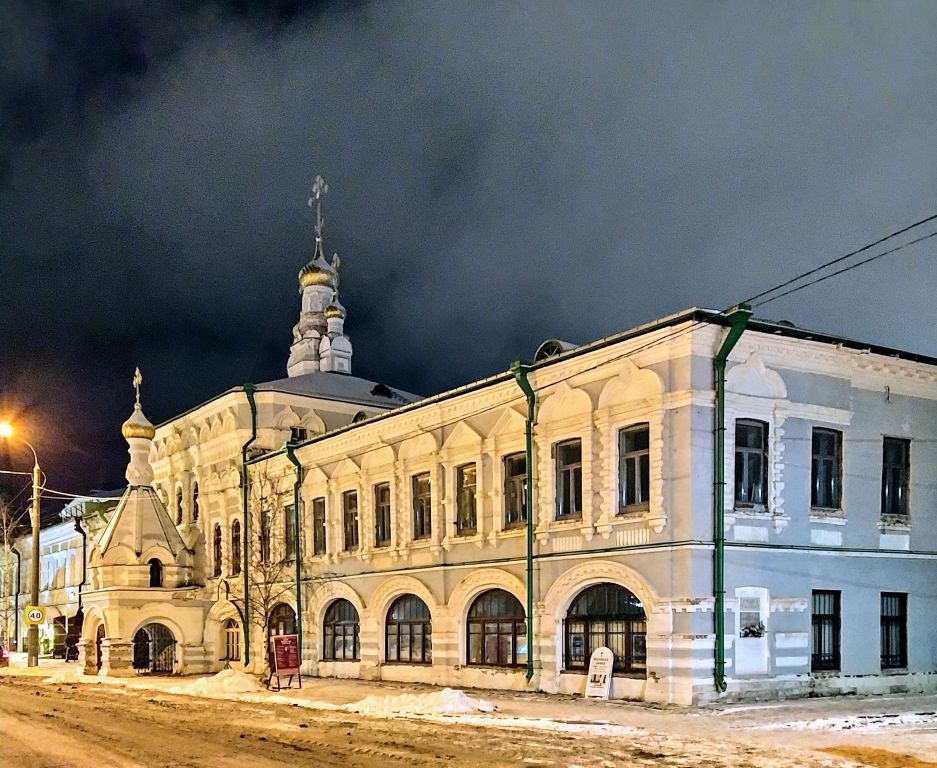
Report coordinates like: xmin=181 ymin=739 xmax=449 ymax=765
xmin=272 ymin=634 xmax=300 ymax=676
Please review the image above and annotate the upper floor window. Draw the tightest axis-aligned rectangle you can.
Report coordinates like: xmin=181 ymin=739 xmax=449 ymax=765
xmin=283 ymin=504 xmax=296 ymax=561
xmin=192 ymin=483 xmax=200 ymax=522
xmin=811 ymin=428 xmax=842 ymax=509
xmin=619 ymin=424 xmax=649 ymax=511
xmin=231 ymin=520 xmax=241 ymax=575
xmin=212 ymin=524 xmax=222 ymax=577
xmin=503 ymin=453 xmax=527 ymax=528
xmin=312 ymin=497 xmax=327 ymax=555
xmin=881 ymin=437 xmax=910 ymax=519
xmin=412 ymin=473 xmax=432 ymax=539
xmin=175 ymin=488 xmax=183 ymax=525
xmin=881 ymin=592 xmax=907 ymax=669
xmin=456 ymin=464 xmax=477 ymax=535
xmin=374 ymin=483 xmax=392 ymax=547
xmin=555 ymin=439 xmax=582 ymax=520
xmin=342 ymin=491 xmax=359 ymax=552
xmin=259 ymin=509 xmax=272 ymax=563
xmin=735 ymin=420 xmax=768 ymax=507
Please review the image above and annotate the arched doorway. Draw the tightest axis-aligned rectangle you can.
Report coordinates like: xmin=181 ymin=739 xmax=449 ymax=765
xmin=132 ymin=623 xmax=176 ymax=674
xmin=266 ymin=603 xmax=296 ymax=668
xmin=95 ymin=625 xmax=105 ymax=672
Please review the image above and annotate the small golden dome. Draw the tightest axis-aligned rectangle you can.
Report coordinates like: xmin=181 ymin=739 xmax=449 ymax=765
xmin=122 ymin=405 xmax=155 ymax=440
xmin=324 ymin=298 xmax=346 ymax=320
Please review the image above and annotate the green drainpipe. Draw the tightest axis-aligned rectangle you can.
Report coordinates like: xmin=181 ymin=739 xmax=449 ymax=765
xmin=510 ymin=360 xmax=536 ymax=682
xmin=712 ymin=304 xmax=752 ymax=693
xmin=241 ymin=383 xmax=257 ymax=665
xmin=284 ymin=443 xmax=304 ymax=666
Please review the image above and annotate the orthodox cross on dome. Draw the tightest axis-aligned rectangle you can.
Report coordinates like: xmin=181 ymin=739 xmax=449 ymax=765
xmin=133 ymin=367 xmax=143 ymax=407
xmin=308 ymin=175 xmax=329 ymax=241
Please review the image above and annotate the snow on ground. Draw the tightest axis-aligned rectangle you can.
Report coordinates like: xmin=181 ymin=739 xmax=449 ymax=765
xmin=167 ymin=669 xmax=264 ymax=696
xmin=343 ymin=686 xmax=495 ymax=716
xmin=761 ymin=711 xmax=937 ymax=732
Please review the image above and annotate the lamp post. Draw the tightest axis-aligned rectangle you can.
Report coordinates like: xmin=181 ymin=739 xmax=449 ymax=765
xmin=0 ymin=422 xmax=41 ymax=667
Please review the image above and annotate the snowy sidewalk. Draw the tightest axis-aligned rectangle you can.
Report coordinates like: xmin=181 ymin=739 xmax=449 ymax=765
xmin=4 ymin=657 xmax=936 ymax=765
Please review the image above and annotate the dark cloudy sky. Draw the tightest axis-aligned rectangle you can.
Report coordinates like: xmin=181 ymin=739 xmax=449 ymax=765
xmin=1 ymin=0 xmax=936 ymax=513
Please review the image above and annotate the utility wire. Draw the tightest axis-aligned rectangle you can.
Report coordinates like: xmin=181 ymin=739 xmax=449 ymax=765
xmin=752 ymin=230 xmax=937 ymax=308
xmin=744 ymin=211 xmax=937 ymax=306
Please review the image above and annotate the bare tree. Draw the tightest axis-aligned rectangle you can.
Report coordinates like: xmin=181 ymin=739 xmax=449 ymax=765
xmin=0 ymin=498 xmax=28 ymax=649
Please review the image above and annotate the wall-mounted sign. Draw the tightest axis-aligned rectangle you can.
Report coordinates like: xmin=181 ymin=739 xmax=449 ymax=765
xmin=584 ymin=646 xmax=614 ymax=699
xmin=24 ymin=606 xmax=45 ymax=625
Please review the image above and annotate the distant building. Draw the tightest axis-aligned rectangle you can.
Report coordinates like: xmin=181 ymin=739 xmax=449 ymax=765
xmin=8 ymin=181 xmax=934 ymax=703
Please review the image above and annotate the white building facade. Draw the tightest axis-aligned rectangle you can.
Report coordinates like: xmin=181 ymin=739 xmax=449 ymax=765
xmin=7 ymin=184 xmax=934 ymax=703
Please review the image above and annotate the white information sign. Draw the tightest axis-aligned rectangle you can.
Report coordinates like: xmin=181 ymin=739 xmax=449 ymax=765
xmin=584 ymin=646 xmax=614 ymax=699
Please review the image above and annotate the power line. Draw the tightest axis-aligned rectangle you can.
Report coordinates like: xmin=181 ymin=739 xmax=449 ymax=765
xmin=752 ymin=230 xmax=937 ymax=308
xmin=744 ymin=211 xmax=937 ymax=306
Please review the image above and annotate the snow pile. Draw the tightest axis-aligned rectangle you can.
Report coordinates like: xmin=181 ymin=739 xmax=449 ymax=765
xmin=44 ymin=667 xmax=84 ymax=684
xmin=345 ymin=687 xmax=495 ymax=716
xmin=762 ymin=711 xmax=937 ymax=732
xmin=167 ymin=669 xmax=264 ymax=697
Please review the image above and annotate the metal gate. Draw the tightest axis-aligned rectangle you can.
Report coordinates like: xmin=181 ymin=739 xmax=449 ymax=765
xmin=132 ymin=623 xmax=176 ymax=674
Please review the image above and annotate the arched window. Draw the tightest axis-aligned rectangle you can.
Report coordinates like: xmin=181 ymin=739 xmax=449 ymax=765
xmin=231 ymin=521 xmax=241 ymax=575
xmin=565 ymin=583 xmax=646 ymax=674
xmin=467 ymin=589 xmax=526 ymax=667
xmin=212 ymin=525 xmax=222 ymax=577
xmin=192 ymin=482 xmax=200 ymax=522
xmin=175 ymin=487 xmax=183 ymax=525
xmin=268 ymin=603 xmax=296 ymax=638
xmin=386 ymin=595 xmax=431 ymax=664
xmin=224 ymin=619 xmax=241 ymax=662
xmin=323 ymin=599 xmax=359 ymax=661
xmin=148 ymin=559 xmax=163 ymax=588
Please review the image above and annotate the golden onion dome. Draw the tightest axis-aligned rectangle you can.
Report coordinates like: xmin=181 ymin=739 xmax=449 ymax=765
xmin=298 ymin=241 xmax=338 ymax=290
xmin=324 ymin=296 xmax=346 ymax=320
xmin=122 ymin=404 xmax=156 ymax=440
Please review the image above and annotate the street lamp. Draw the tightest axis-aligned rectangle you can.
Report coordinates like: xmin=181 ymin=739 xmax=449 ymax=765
xmin=0 ymin=421 xmax=42 ymax=667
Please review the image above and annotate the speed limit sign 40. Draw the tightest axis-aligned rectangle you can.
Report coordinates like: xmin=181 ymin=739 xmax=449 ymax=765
xmin=24 ymin=606 xmax=45 ymax=625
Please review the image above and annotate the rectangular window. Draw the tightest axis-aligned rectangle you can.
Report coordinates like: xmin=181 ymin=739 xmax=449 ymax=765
xmin=881 ymin=593 xmax=907 ymax=669
xmin=503 ymin=452 xmax=527 ymax=528
xmin=342 ymin=491 xmax=359 ymax=552
xmin=374 ymin=482 xmax=392 ymax=547
xmin=455 ymin=464 xmax=477 ymax=535
xmin=735 ymin=419 xmax=768 ymax=507
xmin=259 ymin=509 xmax=272 ymax=563
xmin=811 ymin=590 xmax=841 ymax=671
xmin=619 ymin=424 xmax=650 ymax=511
xmin=881 ymin=438 xmax=910 ymax=519
xmin=283 ymin=504 xmax=296 ymax=561
xmin=555 ymin=439 xmax=583 ymax=520
xmin=811 ymin=428 xmax=842 ymax=509
xmin=412 ymin=473 xmax=432 ymax=539
xmin=312 ymin=497 xmax=326 ymax=555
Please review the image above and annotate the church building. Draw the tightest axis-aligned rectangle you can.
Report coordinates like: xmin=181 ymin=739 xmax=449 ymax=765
xmin=19 ymin=178 xmax=935 ymax=704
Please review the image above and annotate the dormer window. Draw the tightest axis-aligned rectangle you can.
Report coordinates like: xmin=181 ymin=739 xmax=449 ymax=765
xmin=290 ymin=427 xmax=308 ymax=443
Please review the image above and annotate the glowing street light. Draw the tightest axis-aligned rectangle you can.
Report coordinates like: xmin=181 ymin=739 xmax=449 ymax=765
xmin=0 ymin=421 xmax=42 ymax=667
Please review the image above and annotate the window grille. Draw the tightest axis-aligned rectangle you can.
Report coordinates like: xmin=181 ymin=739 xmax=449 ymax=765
xmin=811 ymin=590 xmax=840 ymax=671
xmin=881 ymin=593 xmax=907 ymax=669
